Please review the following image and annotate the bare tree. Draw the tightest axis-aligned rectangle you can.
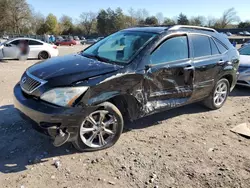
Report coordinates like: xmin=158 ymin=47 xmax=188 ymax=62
xmin=156 ymin=12 xmax=164 ymax=25
xmin=206 ymin=16 xmax=217 ymax=27
xmin=80 ymin=12 xmax=97 ymax=35
xmin=217 ymin=8 xmax=240 ymax=28
xmin=135 ymin=9 xmax=149 ymax=22
xmin=6 ymin=0 xmax=31 ymax=33
xmin=189 ymin=16 xmax=206 ymax=26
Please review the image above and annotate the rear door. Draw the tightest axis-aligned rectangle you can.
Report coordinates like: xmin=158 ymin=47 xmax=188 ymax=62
xmin=189 ymin=34 xmax=225 ymax=100
xmin=144 ymin=34 xmax=195 ymax=113
xmin=28 ymin=40 xmax=44 ymax=58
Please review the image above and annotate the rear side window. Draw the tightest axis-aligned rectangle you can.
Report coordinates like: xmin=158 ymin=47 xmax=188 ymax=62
xmin=210 ymin=38 xmax=220 ymax=55
xmin=29 ymin=40 xmax=43 ymax=45
xmin=150 ymin=36 xmax=189 ymax=65
xmin=214 ymin=39 xmax=227 ymax=53
xmin=190 ymin=35 xmax=211 ymax=58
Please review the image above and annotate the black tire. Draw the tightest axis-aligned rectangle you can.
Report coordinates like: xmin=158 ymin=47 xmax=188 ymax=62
xmin=203 ymin=78 xmax=230 ymax=110
xmin=73 ymin=102 xmax=124 ymax=152
xmin=38 ymin=51 xmax=49 ymax=60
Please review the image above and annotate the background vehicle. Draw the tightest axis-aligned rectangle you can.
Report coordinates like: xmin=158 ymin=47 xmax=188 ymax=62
xmin=241 ymin=40 xmax=250 ymax=47
xmin=96 ymin=37 xmax=105 ymax=41
xmin=56 ymin=36 xmax=64 ymax=42
xmin=238 ymin=32 xmax=244 ymax=35
xmin=226 ymin=32 xmax=232 ymax=36
xmin=0 ymin=38 xmax=58 ymax=60
xmin=55 ymin=39 xmax=76 ymax=46
xmin=2 ymin=35 xmax=9 ymax=40
xmin=243 ymin=31 xmax=250 ymax=36
xmin=14 ymin=25 xmax=239 ymax=151
xmin=74 ymin=36 xmax=80 ymax=41
xmin=80 ymin=36 xmax=86 ymax=40
xmin=237 ymin=45 xmax=250 ymax=87
xmin=85 ymin=38 xmax=97 ymax=44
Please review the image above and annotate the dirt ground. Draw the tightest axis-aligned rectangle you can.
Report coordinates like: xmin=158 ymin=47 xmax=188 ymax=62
xmin=0 ymin=45 xmax=250 ymax=188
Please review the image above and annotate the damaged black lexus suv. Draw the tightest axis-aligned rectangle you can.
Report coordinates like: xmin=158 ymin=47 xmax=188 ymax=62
xmin=14 ymin=25 xmax=239 ymax=151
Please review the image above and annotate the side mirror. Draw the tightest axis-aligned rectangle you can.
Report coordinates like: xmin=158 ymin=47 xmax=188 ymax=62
xmin=145 ymin=64 xmax=152 ymax=71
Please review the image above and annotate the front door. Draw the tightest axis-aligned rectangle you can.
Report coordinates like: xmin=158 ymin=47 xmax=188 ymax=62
xmin=2 ymin=40 xmax=20 ymax=59
xmin=144 ymin=35 xmax=194 ymax=114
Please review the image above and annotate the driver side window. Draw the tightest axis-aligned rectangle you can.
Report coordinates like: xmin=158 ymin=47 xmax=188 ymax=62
xmin=9 ymin=40 xmax=20 ymax=46
xmin=150 ymin=36 xmax=189 ymax=65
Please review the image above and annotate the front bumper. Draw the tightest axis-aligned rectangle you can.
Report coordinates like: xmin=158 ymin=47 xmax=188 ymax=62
xmin=13 ymin=84 xmax=91 ymax=141
xmin=237 ymin=71 xmax=250 ymax=87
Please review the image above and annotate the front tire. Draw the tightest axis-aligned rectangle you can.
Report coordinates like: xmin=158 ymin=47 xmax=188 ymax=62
xmin=73 ymin=102 xmax=124 ymax=152
xmin=203 ymin=78 xmax=230 ymax=110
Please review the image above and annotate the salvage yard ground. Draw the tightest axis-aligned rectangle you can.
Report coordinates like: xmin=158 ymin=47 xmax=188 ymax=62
xmin=0 ymin=45 xmax=250 ymax=188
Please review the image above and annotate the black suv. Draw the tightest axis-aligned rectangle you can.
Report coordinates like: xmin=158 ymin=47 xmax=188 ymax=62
xmin=14 ymin=25 xmax=239 ymax=151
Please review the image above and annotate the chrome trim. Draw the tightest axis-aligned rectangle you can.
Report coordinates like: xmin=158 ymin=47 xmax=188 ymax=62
xmin=20 ymin=71 xmax=47 ymax=94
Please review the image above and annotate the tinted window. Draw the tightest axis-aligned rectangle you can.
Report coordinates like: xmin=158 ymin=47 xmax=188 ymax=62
xmin=214 ymin=39 xmax=227 ymax=53
xmin=191 ymin=35 xmax=211 ymax=58
xmin=10 ymin=40 xmax=19 ymax=45
xmin=210 ymin=38 xmax=220 ymax=55
xmin=239 ymin=46 xmax=250 ymax=55
xmin=150 ymin=36 xmax=188 ymax=65
xmin=29 ymin=40 xmax=43 ymax=45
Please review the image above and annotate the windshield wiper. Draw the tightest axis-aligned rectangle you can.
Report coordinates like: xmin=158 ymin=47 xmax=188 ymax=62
xmin=82 ymin=53 xmax=117 ymax=65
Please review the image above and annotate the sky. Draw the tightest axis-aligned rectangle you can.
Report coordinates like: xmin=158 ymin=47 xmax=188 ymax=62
xmin=27 ymin=0 xmax=249 ymax=22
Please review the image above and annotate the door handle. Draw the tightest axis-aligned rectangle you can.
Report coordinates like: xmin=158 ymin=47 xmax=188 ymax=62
xmin=184 ymin=65 xmax=194 ymax=71
xmin=217 ymin=60 xmax=226 ymax=66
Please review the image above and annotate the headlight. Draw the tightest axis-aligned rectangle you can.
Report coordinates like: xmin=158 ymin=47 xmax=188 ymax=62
xmin=40 ymin=87 xmax=88 ymax=107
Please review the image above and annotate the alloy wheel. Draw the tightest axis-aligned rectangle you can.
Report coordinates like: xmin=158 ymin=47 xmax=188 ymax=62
xmin=214 ymin=82 xmax=228 ymax=106
xmin=80 ymin=110 xmax=117 ymax=148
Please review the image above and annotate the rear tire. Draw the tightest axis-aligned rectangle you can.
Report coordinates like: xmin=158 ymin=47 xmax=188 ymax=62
xmin=73 ymin=102 xmax=124 ymax=152
xmin=38 ymin=51 xmax=49 ymax=60
xmin=203 ymin=78 xmax=230 ymax=110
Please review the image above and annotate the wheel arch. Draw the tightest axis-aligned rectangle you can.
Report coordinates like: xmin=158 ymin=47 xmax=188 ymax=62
xmin=107 ymin=94 xmax=142 ymax=121
xmin=38 ymin=50 xmax=51 ymax=59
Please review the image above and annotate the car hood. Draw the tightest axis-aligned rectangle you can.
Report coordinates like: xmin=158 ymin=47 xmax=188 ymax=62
xmin=239 ymin=55 xmax=250 ymax=67
xmin=27 ymin=54 xmax=123 ymax=86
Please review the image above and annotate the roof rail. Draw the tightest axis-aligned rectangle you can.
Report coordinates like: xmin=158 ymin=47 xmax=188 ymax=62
xmin=169 ymin=25 xmax=217 ymax=33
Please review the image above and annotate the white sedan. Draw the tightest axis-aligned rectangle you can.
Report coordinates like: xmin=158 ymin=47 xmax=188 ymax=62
xmin=0 ymin=38 xmax=59 ymax=60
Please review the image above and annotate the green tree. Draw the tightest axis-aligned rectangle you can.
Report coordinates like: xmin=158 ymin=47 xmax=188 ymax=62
xmin=238 ymin=21 xmax=250 ymax=29
xmin=163 ymin=18 xmax=175 ymax=25
xmin=145 ymin=16 xmax=158 ymax=25
xmin=177 ymin=13 xmax=189 ymax=25
xmin=45 ymin=13 xmax=58 ymax=34
xmin=97 ymin=9 xmax=109 ymax=35
xmin=60 ymin=15 xmax=74 ymax=34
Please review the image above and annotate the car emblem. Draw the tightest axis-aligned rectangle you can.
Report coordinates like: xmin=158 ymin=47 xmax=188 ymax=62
xmin=21 ymin=77 xmax=27 ymax=84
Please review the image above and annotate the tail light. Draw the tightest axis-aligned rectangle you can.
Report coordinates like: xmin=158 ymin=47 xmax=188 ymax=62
xmin=53 ymin=45 xmax=57 ymax=49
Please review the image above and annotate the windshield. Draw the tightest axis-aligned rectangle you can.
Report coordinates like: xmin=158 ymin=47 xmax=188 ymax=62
xmin=82 ymin=31 xmax=156 ymax=64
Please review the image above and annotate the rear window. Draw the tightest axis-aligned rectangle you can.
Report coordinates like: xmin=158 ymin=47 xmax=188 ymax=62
xmin=214 ymin=39 xmax=227 ymax=53
xmin=210 ymin=38 xmax=220 ymax=55
xmin=29 ymin=40 xmax=43 ymax=45
xmin=190 ymin=35 xmax=211 ymax=58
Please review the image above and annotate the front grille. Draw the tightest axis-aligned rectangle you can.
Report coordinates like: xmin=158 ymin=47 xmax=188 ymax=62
xmin=20 ymin=72 xmax=46 ymax=93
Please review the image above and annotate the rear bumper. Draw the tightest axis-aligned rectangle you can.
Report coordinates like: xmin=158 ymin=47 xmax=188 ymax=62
xmin=13 ymin=84 xmax=90 ymax=141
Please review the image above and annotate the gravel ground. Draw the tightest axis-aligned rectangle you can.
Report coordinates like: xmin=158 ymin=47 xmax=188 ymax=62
xmin=0 ymin=45 xmax=250 ymax=188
